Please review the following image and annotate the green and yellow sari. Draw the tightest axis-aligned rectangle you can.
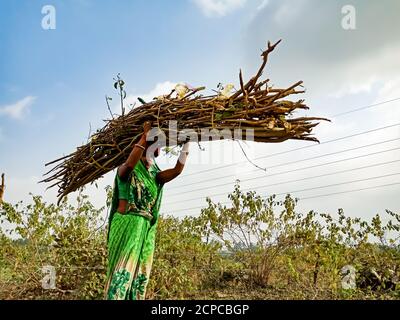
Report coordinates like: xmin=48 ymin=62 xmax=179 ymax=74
xmin=105 ymin=159 xmax=163 ymax=300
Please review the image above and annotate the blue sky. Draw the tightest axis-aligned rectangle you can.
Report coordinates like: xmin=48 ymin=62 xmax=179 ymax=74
xmin=1 ymin=0 xmax=400 ymax=222
xmin=0 ymin=0 xmax=252 ymax=175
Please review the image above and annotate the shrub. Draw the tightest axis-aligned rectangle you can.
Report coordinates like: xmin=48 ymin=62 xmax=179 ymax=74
xmin=0 ymin=183 xmax=399 ymax=300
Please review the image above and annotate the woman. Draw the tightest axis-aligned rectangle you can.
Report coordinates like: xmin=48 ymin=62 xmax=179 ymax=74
xmin=105 ymin=121 xmax=189 ymax=300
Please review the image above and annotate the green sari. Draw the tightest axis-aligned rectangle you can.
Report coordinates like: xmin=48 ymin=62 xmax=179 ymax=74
xmin=105 ymin=159 xmax=163 ymax=300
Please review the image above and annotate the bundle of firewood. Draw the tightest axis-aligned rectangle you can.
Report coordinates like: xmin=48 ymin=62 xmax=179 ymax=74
xmin=41 ymin=40 xmax=329 ymax=203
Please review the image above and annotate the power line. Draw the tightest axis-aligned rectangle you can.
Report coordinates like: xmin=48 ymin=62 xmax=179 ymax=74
xmin=170 ymin=137 xmax=400 ymax=193
xmin=252 ymin=138 xmax=400 ymax=171
xmin=164 ymin=177 xmax=400 ymax=215
xmin=165 ymin=159 xmax=400 ymax=205
xmin=167 ymin=144 xmax=400 ymax=197
xmin=170 ymin=122 xmax=400 ymax=186
xmin=168 ymin=171 xmax=400 ymax=208
xmin=300 ymin=182 xmax=400 ymax=201
xmin=208 ymin=97 xmax=400 ymax=180
xmin=161 ymin=99 xmax=400 ymax=215
xmin=272 ymin=172 xmax=400 ymax=197
xmin=330 ymin=97 xmax=400 ymax=118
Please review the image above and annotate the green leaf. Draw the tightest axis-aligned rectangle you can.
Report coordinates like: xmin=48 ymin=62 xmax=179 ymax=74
xmin=223 ymin=111 xmax=233 ymax=118
xmin=138 ymin=97 xmax=146 ymax=104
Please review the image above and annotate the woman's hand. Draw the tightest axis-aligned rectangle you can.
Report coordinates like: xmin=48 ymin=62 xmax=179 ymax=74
xmin=181 ymin=141 xmax=190 ymax=153
xmin=155 ymin=141 xmax=189 ymax=185
xmin=143 ymin=121 xmax=152 ymax=135
xmin=138 ymin=120 xmax=152 ymax=145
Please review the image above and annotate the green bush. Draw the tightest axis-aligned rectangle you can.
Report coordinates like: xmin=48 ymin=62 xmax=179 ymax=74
xmin=0 ymin=183 xmax=399 ymax=300
xmin=0 ymin=191 xmax=107 ymax=299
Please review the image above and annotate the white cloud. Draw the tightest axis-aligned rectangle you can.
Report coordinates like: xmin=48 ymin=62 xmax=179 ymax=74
xmin=193 ymin=0 xmax=247 ymax=17
xmin=114 ymin=81 xmax=177 ymax=114
xmin=237 ymin=0 xmax=400 ymax=220
xmin=376 ymin=77 xmax=400 ymax=102
xmin=244 ymin=0 xmax=400 ymax=98
xmin=257 ymin=0 xmax=269 ymax=11
xmin=370 ymin=77 xmax=400 ymax=126
xmin=273 ymin=1 xmax=302 ymax=25
xmin=0 ymin=96 xmax=36 ymax=119
xmin=330 ymin=43 xmax=400 ymax=98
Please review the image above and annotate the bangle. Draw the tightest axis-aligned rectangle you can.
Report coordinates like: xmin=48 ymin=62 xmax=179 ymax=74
xmin=135 ymin=144 xmax=146 ymax=150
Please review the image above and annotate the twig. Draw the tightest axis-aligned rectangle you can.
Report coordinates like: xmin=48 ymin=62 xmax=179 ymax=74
xmin=236 ymin=141 xmax=267 ymax=172
xmin=105 ymin=95 xmax=114 ymax=120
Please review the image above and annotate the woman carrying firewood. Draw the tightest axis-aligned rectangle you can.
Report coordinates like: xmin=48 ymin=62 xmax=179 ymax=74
xmin=104 ymin=121 xmax=189 ymax=300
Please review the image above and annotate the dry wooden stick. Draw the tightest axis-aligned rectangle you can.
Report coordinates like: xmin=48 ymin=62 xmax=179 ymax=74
xmin=0 ymin=173 xmax=5 ymax=204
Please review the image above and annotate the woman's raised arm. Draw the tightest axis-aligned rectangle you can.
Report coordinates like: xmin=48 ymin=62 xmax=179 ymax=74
xmin=118 ymin=121 xmax=152 ymax=180
xmin=156 ymin=142 xmax=189 ymax=185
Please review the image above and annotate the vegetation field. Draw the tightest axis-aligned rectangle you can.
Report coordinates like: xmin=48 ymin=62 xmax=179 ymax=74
xmin=1 ymin=184 xmax=399 ymax=300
